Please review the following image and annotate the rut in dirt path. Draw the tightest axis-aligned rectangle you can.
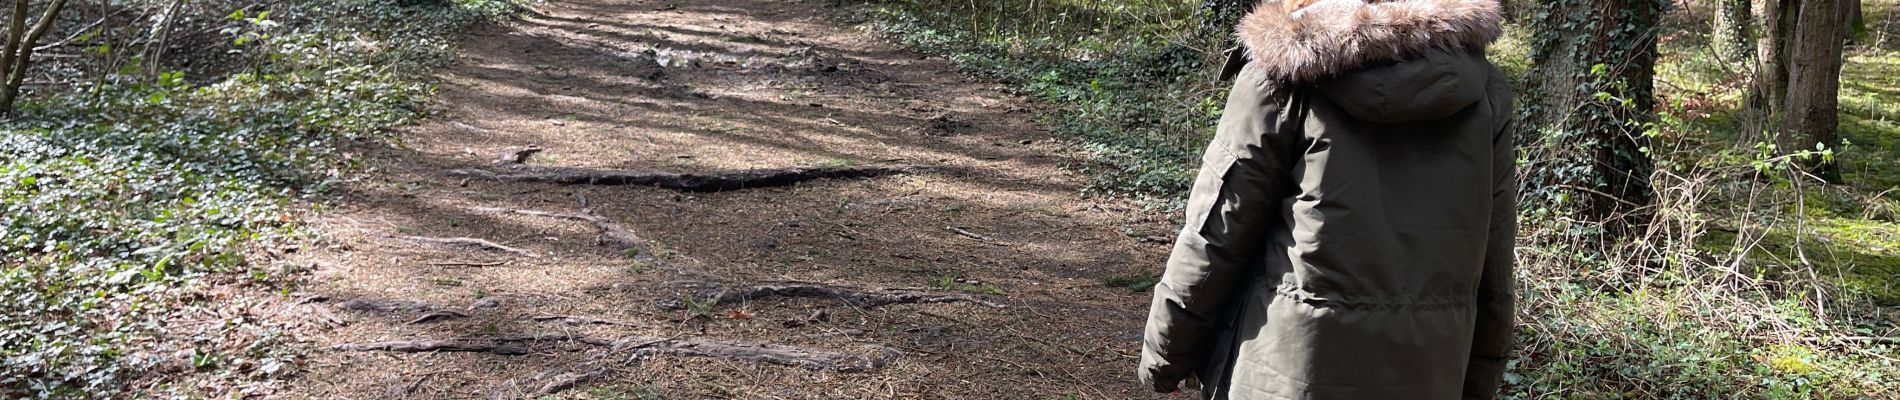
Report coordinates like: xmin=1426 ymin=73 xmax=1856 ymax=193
xmin=275 ymin=0 xmax=1180 ymax=398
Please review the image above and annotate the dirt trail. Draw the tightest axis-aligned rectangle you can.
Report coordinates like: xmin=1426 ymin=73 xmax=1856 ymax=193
xmin=278 ymin=0 xmax=1178 ymax=398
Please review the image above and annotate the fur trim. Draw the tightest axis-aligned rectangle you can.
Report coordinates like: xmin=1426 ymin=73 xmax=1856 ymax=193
xmin=1238 ymin=0 xmax=1502 ymax=82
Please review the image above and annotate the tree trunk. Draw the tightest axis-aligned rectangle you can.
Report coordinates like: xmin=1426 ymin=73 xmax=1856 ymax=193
xmin=0 ymin=0 xmax=65 ymax=115
xmin=1715 ymin=0 xmax=1754 ymax=61
xmin=1516 ymin=0 xmax=1661 ymax=234
xmin=1783 ymin=0 xmax=1847 ymax=183
xmin=1752 ymin=0 xmax=1795 ymax=141
xmin=1842 ymin=0 xmax=1864 ymax=44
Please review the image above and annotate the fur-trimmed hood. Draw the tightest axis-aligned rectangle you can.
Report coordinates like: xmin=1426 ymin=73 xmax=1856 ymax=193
xmin=1238 ymin=0 xmax=1503 ymax=83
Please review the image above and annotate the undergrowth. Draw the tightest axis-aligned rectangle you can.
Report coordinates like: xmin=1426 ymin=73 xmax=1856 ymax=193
xmin=854 ymin=0 xmax=1900 ymax=398
xmin=0 ymin=0 xmax=520 ymax=397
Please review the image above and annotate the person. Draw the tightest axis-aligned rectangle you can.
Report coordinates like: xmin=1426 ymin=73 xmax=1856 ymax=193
xmin=1137 ymin=0 xmax=1518 ymax=398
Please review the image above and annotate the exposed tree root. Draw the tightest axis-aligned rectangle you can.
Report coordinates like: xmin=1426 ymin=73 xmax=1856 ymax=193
xmin=448 ymin=165 xmax=919 ymax=192
xmin=334 ymin=333 xmax=889 ymax=372
xmin=408 ymin=310 xmax=469 ymax=324
xmin=400 ymin=236 xmax=536 ymax=257
xmin=660 ymin=281 xmax=1007 ymax=310
xmin=528 ymin=314 xmax=646 ymax=328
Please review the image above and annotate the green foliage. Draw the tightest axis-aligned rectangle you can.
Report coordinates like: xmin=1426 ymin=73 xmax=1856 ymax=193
xmin=0 ymin=0 xmax=522 ymax=396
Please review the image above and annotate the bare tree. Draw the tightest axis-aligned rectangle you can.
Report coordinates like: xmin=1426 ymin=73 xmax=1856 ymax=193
xmin=0 ymin=0 xmax=67 ymax=115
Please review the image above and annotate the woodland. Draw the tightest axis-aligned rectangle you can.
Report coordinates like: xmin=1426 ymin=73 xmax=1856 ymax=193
xmin=2 ymin=0 xmax=1898 ymax=398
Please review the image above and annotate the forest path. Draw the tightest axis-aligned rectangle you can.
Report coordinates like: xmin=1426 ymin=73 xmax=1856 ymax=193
xmin=275 ymin=0 xmax=1180 ymax=398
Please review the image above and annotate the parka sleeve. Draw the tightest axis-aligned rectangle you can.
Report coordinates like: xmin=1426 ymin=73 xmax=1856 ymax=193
xmin=1139 ymin=67 xmax=1297 ymax=393
xmin=1463 ymin=84 xmax=1518 ymax=400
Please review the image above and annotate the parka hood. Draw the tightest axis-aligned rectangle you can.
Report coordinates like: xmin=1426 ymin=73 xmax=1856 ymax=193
xmin=1238 ymin=0 xmax=1503 ymax=122
xmin=1237 ymin=0 xmax=1503 ymax=84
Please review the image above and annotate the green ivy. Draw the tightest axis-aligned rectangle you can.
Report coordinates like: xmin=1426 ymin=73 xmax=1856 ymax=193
xmin=0 ymin=0 xmax=523 ymax=397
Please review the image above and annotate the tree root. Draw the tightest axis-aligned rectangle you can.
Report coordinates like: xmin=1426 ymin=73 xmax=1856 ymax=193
xmin=408 ymin=310 xmax=469 ymax=324
xmin=448 ymin=165 xmax=919 ymax=192
xmin=659 ymin=281 xmax=1007 ymax=310
xmin=333 ymin=333 xmax=889 ymax=372
xmin=400 ymin=236 xmax=536 ymax=257
xmin=528 ymin=314 xmax=646 ymax=328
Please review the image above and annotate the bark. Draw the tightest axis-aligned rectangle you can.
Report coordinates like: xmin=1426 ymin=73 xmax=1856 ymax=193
xmin=1843 ymin=0 xmax=1863 ymax=44
xmin=1782 ymin=0 xmax=1847 ymax=183
xmin=0 ymin=0 xmax=63 ymax=114
xmin=1517 ymin=0 xmax=1661 ymax=233
xmin=1755 ymin=0 xmax=1795 ymax=130
xmin=1715 ymin=0 xmax=1754 ymax=61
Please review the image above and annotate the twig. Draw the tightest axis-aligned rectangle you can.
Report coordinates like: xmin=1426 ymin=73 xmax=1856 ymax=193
xmin=400 ymin=236 xmax=537 ymax=257
xmin=497 ymin=146 xmax=544 ymax=165
xmin=947 ymin=226 xmax=1009 ymax=246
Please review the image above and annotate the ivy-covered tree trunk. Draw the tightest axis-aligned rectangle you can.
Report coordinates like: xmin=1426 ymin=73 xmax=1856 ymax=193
xmin=1516 ymin=0 xmax=1662 ymax=233
xmin=1782 ymin=0 xmax=1847 ymax=183
xmin=1714 ymin=0 xmax=1753 ymax=61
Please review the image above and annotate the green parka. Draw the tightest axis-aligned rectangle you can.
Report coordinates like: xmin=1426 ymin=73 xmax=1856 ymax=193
xmin=1138 ymin=0 xmax=1517 ymax=399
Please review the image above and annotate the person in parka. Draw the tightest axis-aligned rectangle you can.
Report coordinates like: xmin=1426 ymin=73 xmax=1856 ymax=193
xmin=1138 ymin=0 xmax=1517 ymax=399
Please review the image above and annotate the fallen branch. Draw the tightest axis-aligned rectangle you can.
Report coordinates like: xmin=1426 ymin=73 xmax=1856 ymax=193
xmin=498 ymin=146 xmax=544 ymax=165
xmin=662 ymin=281 xmax=1006 ymax=310
xmin=448 ymin=165 xmax=919 ymax=192
xmin=401 ymin=236 xmax=536 ymax=257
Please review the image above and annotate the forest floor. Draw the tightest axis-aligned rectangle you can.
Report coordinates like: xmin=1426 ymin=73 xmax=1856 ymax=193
xmin=269 ymin=0 xmax=1179 ymax=398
